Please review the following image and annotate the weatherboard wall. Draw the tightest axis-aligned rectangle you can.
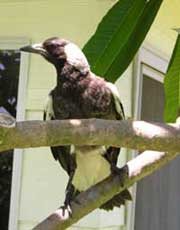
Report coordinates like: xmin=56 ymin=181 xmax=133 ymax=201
xmin=0 ymin=1 xmax=127 ymax=230
xmin=0 ymin=0 xmax=179 ymax=230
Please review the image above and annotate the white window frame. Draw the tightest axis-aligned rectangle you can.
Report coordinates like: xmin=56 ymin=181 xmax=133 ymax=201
xmin=0 ymin=37 xmax=30 ymax=230
xmin=126 ymin=45 xmax=169 ymax=230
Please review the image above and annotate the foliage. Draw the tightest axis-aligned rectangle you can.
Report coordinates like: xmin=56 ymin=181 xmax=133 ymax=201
xmin=164 ymin=33 xmax=180 ymax=122
xmin=83 ymin=0 xmax=163 ymax=82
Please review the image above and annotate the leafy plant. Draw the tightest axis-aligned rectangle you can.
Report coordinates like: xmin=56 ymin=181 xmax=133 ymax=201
xmin=164 ymin=31 xmax=180 ymax=122
xmin=83 ymin=0 xmax=163 ymax=82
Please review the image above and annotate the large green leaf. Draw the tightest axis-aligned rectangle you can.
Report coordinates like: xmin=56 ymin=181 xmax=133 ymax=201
xmin=83 ymin=0 xmax=163 ymax=82
xmin=164 ymin=33 xmax=180 ymax=122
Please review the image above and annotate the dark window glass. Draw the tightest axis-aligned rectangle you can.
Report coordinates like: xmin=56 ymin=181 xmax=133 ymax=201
xmin=135 ymin=75 xmax=180 ymax=230
xmin=0 ymin=50 xmax=21 ymax=230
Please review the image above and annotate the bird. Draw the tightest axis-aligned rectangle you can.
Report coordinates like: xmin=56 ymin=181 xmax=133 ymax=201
xmin=20 ymin=37 xmax=132 ymax=215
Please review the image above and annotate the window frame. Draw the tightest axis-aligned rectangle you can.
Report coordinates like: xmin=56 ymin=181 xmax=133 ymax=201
xmin=126 ymin=45 xmax=169 ymax=230
xmin=0 ymin=37 xmax=30 ymax=230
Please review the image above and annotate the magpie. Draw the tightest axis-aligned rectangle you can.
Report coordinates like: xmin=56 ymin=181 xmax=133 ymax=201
xmin=20 ymin=37 xmax=131 ymax=215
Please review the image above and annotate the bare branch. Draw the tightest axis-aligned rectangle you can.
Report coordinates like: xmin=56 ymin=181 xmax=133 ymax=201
xmin=32 ymin=150 xmax=179 ymax=230
xmin=0 ymin=114 xmax=180 ymax=152
xmin=0 ymin=113 xmax=180 ymax=229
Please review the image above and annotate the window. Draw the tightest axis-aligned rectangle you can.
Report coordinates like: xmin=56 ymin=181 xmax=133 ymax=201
xmin=134 ymin=70 xmax=166 ymax=230
xmin=133 ymin=47 xmax=180 ymax=230
xmin=0 ymin=38 xmax=29 ymax=230
xmin=127 ymin=46 xmax=175 ymax=230
xmin=0 ymin=50 xmax=21 ymax=230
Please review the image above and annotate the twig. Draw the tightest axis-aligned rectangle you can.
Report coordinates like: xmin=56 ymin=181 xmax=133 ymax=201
xmin=32 ymin=150 xmax=179 ymax=230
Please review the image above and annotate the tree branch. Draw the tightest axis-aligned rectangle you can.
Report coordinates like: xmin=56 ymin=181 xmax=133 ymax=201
xmin=1 ymin=113 xmax=180 ymax=230
xmin=32 ymin=150 xmax=179 ymax=230
xmin=0 ymin=113 xmax=180 ymax=152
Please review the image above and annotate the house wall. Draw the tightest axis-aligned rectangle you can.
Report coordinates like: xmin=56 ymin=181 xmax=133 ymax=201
xmin=145 ymin=0 xmax=180 ymax=59
xmin=0 ymin=0 xmax=179 ymax=230
xmin=0 ymin=1 xmax=128 ymax=230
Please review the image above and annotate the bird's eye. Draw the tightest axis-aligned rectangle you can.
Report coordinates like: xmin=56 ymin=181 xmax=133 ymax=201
xmin=46 ymin=43 xmax=56 ymax=50
xmin=43 ymin=42 xmax=58 ymax=52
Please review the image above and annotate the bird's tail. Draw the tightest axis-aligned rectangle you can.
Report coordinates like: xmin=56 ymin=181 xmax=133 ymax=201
xmin=100 ymin=189 xmax=132 ymax=211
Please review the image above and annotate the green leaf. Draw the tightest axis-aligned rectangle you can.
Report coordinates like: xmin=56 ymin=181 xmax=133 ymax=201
xmin=83 ymin=0 xmax=163 ymax=82
xmin=164 ymin=34 xmax=180 ymax=122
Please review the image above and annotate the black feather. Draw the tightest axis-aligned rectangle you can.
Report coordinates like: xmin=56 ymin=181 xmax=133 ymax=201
xmin=25 ymin=37 xmax=131 ymax=211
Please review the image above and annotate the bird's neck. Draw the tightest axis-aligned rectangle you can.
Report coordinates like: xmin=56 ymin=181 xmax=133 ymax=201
xmin=55 ymin=63 xmax=89 ymax=88
xmin=54 ymin=61 xmax=66 ymax=77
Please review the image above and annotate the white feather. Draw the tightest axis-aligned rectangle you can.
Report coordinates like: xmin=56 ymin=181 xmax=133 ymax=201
xmin=64 ymin=43 xmax=90 ymax=74
xmin=44 ymin=93 xmax=54 ymax=120
xmin=106 ymin=82 xmax=124 ymax=119
xmin=72 ymin=146 xmax=111 ymax=191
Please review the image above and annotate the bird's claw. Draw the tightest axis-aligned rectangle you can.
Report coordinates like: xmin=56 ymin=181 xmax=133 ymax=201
xmin=111 ymin=165 xmax=128 ymax=187
xmin=59 ymin=204 xmax=72 ymax=218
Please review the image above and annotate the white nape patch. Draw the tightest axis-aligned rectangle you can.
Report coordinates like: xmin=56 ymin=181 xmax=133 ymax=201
xmin=64 ymin=43 xmax=90 ymax=74
xmin=44 ymin=93 xmax=54 ymax=120
xmin=72 ymin=146 xmax=111 ymax=191
xmin=106 ymin=82 xmax=124 ymax=119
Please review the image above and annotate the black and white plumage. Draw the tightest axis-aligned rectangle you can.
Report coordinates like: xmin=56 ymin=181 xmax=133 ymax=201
xmin=20 ymin=37 xmax=131 ymax=213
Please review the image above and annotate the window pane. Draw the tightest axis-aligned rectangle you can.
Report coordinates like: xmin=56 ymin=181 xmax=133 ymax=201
xmin=135 ymin=74 xmax=180 ymax=230
xmin=0 ymin=50 xmax=20 ymax=230
xmin=141 ymin=75 xmax=165 ymax=122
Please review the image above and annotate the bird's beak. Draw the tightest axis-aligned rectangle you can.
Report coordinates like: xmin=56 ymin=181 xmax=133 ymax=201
xmin=20 ymin=43 xmax=47 ymax=56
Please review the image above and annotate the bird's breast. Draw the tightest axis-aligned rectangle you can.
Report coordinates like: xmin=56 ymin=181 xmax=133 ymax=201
xmin=72 ymin=146 xmax=111 ymax=191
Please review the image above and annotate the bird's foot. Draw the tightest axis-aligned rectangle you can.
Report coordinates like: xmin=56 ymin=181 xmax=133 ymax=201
xmin=111 ymin=165 xmax=129 ymax=187
xmin=59 ymin=203 xmax=72 ymax=218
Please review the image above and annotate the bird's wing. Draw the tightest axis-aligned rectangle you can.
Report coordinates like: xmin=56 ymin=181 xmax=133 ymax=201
xmin=103 ymin=82 xmax=124 ymax=165
xmin=43 ymin=92 xmax=72 ymax=175
xmin=43 ymin=92 xmax=55 ymax=121
xmin=101 ymin=82 xmax=132 ymax=210
xmin=106 ymin=82 xmax=125 ymax=120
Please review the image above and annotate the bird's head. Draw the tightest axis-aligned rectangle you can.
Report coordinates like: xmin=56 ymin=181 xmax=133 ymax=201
xmin=20 ymin=37 xmax=90 ymax=75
